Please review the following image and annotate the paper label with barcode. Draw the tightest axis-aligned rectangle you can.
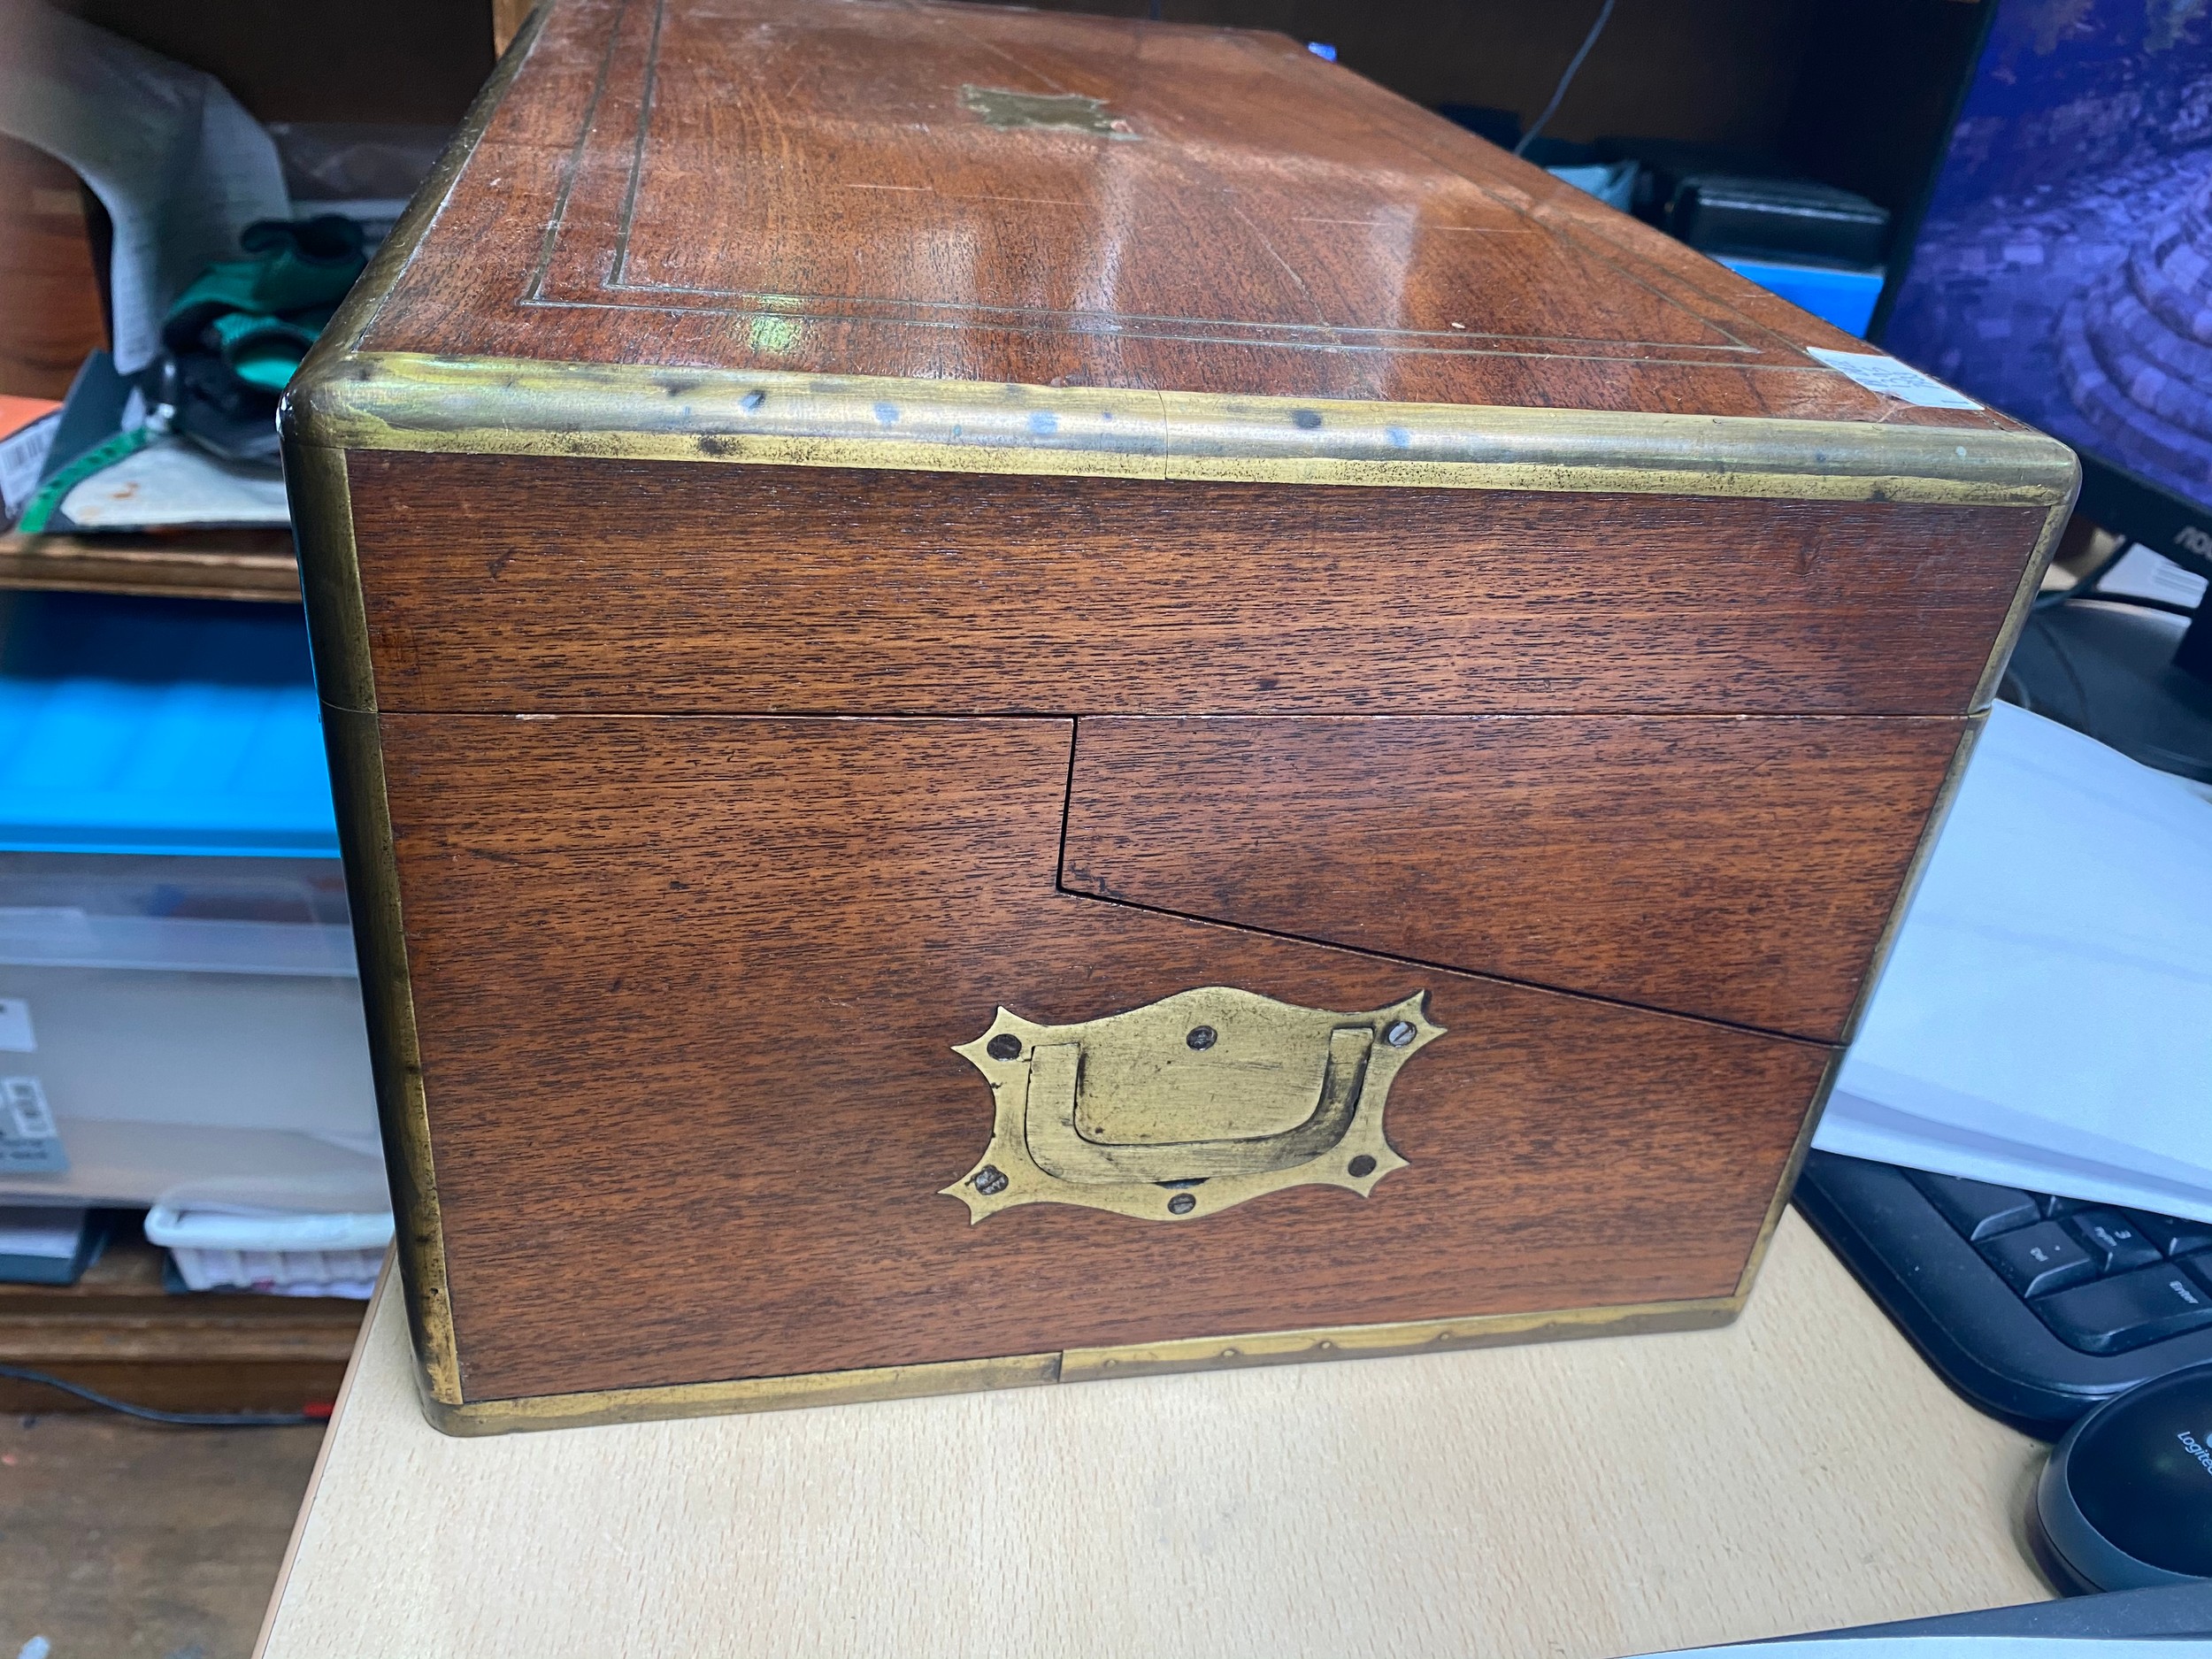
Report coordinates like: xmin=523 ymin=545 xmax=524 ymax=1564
xmin=1807 ymin=347 xmax=1983 ymax=410
xmin=0 ymin=1077 xmax=65 ymax=1171
xmin=0 ymin=411 xmax=60 ymax=520
xmin=0 ymin=999 xmax=31 ymax=1053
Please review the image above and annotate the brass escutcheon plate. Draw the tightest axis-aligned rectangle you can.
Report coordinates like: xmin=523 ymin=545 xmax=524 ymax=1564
xmin=944 ymin=986 xmax=1443 ymax=1224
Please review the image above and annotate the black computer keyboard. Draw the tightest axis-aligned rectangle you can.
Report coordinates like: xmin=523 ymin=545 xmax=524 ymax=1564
xmin=1795 ymin=1150 xmax=2212 ymax=1438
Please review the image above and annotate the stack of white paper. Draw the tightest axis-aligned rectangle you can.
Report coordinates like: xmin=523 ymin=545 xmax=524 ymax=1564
xmin=1813 ymin=700 xmax=2212 ymax=1221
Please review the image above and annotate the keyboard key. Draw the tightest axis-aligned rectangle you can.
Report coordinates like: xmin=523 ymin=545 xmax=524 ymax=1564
xmin=1978 ymin=1222 xmax=2097 ymax=1298
xmin=1908 ymin=1171 xmax=2040 ymax=1240
xmin=2040 ymin=1194 xmax=2087 ymax=1218
xmin=2122 ymin=1210 xmax=2212 ymax=1258
xmin=2034 ymin=1264 xmax=2212 ymax=1355
xmin=2067 ymin=1210 xmax=2162 ymax=1273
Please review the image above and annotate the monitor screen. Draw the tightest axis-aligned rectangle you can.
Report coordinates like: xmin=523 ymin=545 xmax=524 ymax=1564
xmin=1881 ymin=0 xmax=2212 ymax=550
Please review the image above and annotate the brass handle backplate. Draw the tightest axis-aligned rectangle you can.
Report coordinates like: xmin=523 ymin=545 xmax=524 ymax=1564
xmin=943 ymin=985 xmax=1444 ymax=1224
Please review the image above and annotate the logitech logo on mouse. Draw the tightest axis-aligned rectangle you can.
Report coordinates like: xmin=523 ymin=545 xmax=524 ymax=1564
xmin=2178 ymin=1429 xmax=2212 ymax=1479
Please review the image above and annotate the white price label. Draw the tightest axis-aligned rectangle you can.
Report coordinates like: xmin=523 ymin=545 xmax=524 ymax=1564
xmin=4 ymin=1077 xmax=55 ymax=1139
xmin=1807 ymin=347 xmax=1982 ymax=410
xmin=0 ymin=1078 xmax=64 ymax=1171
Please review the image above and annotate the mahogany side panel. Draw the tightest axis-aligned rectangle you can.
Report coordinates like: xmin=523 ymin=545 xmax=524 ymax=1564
xmin=1061 ymin=715 xmax=1968 ymax=1041
xmin=378 ymin=713 xmax=1827 ymax=1403
xmin=346 ymin=452 xmax=2042 ymax=718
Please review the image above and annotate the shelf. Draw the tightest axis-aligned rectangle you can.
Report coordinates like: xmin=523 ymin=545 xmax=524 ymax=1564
xmin=0 ymin=1238 xmax=365 ymax=1415
xmin=0 ymin=528 xmax=300 ymax=603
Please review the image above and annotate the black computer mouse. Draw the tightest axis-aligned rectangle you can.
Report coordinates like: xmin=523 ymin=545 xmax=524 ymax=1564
xmin=2037 ymin=1360 xmax=2212 ymax=1592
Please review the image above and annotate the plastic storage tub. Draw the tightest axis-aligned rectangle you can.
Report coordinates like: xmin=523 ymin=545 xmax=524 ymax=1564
xmin=145 ymin=1202 xmax=390 ymax=1295
xmin=0 ymin=593 xmax=383 ymax=1214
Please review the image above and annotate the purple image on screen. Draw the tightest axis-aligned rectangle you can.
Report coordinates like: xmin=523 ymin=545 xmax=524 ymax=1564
xmin=1886 ymin=0 xmax=2212 ymax=511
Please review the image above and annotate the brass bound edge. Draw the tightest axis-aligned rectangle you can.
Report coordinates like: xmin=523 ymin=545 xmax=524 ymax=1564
xmin=422 ymin=1296 xmax=1741 ymax=1436
xmin=284 ymin=440 xmax=463 ymax=1409
xmin=1832 ymin=710 xmax=1989 ymax=1055
xmin=1732 ymin=1044 xmax=1842 ymax=1304
xmin=1970 ymin=499 xmax=2078 ymax=712
xmin=1744 ymin=706 xmax=1996 ymax=1300
xmin=323 ymin=715 xmax=461 ymax=1410
xmin=424 ymin=1351 xmax=1066 ymax=1437
xmin=1056 ymin=1295 xmax=1738 ymax=1381
xmin=287 ymin=349 xmax=2081 ymax=506
xmin=285 ymin=445 xmax=374 ymax=714
xmin=1732 ymin=696 xmax=2000 ymax=1303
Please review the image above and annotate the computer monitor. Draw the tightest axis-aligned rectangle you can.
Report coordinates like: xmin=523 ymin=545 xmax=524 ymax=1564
xmin=1877 ymin=0 xmax=2212 ymax=780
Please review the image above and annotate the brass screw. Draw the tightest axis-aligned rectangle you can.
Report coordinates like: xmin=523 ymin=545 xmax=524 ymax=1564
xmin=1186 ymin=1025 xmax=1217 ymax=1050
xmin=1384 ymin=1019 xmax=1417 ymax=1047
xmin=1167 ymin=1192 xmax=1197 ymax=1215
xmin=986 ymin=1033 xmax=1022 ymax=1060
xmin=973 ymin=1165 xmax=1009 ymax=1195
xmin=1348 ymin=1155 xmax=1377 ymax=1178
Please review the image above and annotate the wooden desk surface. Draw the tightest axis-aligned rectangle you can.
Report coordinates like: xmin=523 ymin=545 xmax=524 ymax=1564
xmin=256 ymin=1212 xmax=2053 ymax=1659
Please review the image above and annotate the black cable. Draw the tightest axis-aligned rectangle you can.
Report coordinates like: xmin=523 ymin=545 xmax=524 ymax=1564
xmin=2028 ymin=612 xmax=2099 ymax=744
xmin=0 ymin=1362 xmax=317 ymax=1427
xmin=2032 ymin=541 xmax=2130 ymax=610
xmin=1514 ymin=0 xmax=1619 ymax=157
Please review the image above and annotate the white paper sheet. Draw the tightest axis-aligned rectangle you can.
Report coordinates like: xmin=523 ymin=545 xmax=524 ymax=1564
xmin=0 ymin=1204 xmax=84 ymax=1260
xmin=0 ymin=0 xmax=288 ymax=373
xmin=1816 ymin=1088 xmax=2212 ymax=1223
xmin=58 ymin=434 xmax=290 ymax=529
xmin=1816 ymin=701 xmax=2212 ymax=1207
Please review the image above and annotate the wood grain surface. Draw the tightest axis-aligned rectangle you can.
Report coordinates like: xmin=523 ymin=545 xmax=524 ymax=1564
xmin=0 ymin=528 xmax=302 ymax=603
xmin=357 ymin=0 xmax=2032 ymax=426
xmin=345 ymin=452 xmax=2040 ymax=718
xmin=0 ymin=1240 xmax=360 ymax=1417
xmin=0 ymin=137 xmax=107 ymax=401
xmin=254 ymin=1218 xmax=2054 ymax=1659
xmin=1062 ymin=715 xmax=1968 ymax=1040
xmin=378 ymin=714 xmax=1827 ymax=1402
xmin=316 ymin=0 xmax=2062 ymax=1425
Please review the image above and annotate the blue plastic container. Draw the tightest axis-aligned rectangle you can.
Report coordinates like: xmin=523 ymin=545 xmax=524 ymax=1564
xmin=0 ymin=594 xmax=337 ymax=858
xmin=1716 ymin=253 xmax=1886 ymax=338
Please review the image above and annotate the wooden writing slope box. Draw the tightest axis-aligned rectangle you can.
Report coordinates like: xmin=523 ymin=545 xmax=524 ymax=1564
xmin=284 ymin=0 xmax=2076 ymax=1434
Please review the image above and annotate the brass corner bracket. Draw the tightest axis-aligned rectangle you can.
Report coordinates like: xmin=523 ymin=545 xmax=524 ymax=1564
xmin=944 ymin=985 xmax=1443 ymax=1225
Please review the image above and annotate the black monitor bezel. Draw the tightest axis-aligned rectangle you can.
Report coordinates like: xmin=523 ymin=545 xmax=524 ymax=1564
xmin=2073 ymin=457 xmax=2212 ymax=589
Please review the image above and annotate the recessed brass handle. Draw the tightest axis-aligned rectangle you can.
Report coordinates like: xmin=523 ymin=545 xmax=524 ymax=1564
xmin=943 ymin=986 xmax=1443 ymax=1224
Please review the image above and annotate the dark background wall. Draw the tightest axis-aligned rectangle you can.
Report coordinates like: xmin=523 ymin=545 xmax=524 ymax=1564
xmin=50 ymin=0 xmax=496 ymax=125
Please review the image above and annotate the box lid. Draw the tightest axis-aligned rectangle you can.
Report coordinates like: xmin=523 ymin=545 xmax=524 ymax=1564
xmin=288 ymin=0 xmax=2076 ymax=503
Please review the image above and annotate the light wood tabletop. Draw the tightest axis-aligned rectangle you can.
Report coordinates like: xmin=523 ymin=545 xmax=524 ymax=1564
xmin=255 ymin=1210 xmax=2055 ymax=1659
